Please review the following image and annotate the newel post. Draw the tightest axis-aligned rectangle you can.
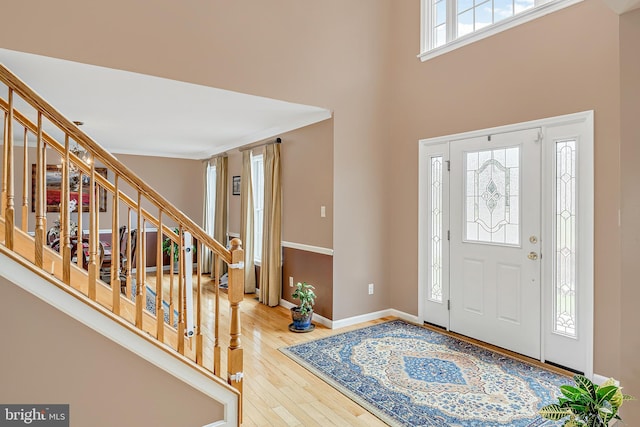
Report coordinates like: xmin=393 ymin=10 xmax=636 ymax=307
xmin=227 ymin=238 xmax=244 ymax=420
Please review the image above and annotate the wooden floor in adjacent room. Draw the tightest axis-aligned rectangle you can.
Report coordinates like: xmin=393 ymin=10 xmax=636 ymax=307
xmin=229 ymin=293 xmax=391 ymax=427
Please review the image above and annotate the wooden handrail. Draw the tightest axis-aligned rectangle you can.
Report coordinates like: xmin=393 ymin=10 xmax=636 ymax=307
xmin=0 ymin=64 xmax=231 ymax=264
xmin=0 ymin=62 xmax=244 ymax=422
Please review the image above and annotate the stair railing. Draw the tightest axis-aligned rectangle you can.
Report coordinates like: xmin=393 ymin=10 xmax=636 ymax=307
xmin=0 ymin=63 xmax=244 ymax=421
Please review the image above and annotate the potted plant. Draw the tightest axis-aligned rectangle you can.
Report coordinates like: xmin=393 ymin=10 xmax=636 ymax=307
xmin=162 ymin=227 xmax=180 ymax=271
xmin=162 ymin=227 xmax=196 ymax=271
xmin=539 ymin=374 xmax=634 ymax=426
xmin=290 ymin=282 xmax=316 ymax=332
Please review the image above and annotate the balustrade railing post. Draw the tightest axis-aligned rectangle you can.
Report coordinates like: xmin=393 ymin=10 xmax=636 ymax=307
xmin=227 ymin=238 xmax=244 ymax=421
xmin=34 ymin=113 xmax=45 ymax=268
xmin=4 ymin=89 xmax=15 ymax=249
xmin=156 ymin=210 xmax=165 ymax=342
xmin=111 ymin=176 xmax=120 ymax=315
xmin=87 ymin=161 xmax=97 ymax=298
xmin=61 ymin=136 xmax=71 ymax=284
xmin=21 ymin=127 xmax=28 ymax=232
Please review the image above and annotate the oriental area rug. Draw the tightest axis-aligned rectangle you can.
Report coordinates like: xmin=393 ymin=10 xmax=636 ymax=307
xmin=280 ymin=320 xmax=569 ymax=427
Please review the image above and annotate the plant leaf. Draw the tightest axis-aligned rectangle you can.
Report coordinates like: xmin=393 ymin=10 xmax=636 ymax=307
xmin=539 ymin=404 xmax=572 ymax=420
xmin=574 ymin=375 xmax=597 ymax=399
xmin=596 ymin=385 xmax=619 ymax=405
xmin=562 ymin=385 xmax=585 ymax=400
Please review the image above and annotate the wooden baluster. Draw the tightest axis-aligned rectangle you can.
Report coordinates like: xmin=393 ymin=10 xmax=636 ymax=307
xmin=196 ymin=240 xmax=203 ymax=366
xmin=61 ymin=136 xmax=71 ymax=284
xmin=111 ymin=175 xmax=120 ymax=315
xmin=169 ymin=233 xmax=175 ymax=327
xmin=125 ymin=208 xmax=132 ymax=298
xmin=213 ymin=252 xmax=221 ymax=377
xmin=1 ymin=110 xmax=6 ymax=215
xmin=227 ymin=238 xmax=244 ymax=420
xmin=34 ymin=113 xmax=45 ymax=268
xmin=4 ymin=89 xmax=15 ymax=249
xmin=21 ymin=127 xmax=28 ymax=232
xmin=177 ymin=225 xmax=185 ymax=355
xmin=76 ymin=166 xmax=83 ymax=269
xmin=135 ymin=192 xmax=143 ymax=329
xmin=141 ymin=219 xmax=147 ymax=306
xmin=156 ymin=210 xmax=164 ymax=342
xmin=87 ymin=160 xmax=97 ymax=298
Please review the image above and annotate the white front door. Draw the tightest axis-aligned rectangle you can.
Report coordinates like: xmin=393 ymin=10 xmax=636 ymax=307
xmin=449 ymin=128 xmax=541 ymax=359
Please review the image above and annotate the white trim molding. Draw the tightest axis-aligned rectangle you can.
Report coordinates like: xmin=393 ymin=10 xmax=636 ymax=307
xmin=228 ymin=232 xmax=333 ymax=256
xmin=279 ymin=299 xmax=420 ymax=330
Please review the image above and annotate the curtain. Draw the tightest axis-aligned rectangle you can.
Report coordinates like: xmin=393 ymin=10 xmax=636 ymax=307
xmin=202 ymin=156 xmax=228 ymax=277
xmin=240 ymin=150 xmax=256 ymax=293
xmin=259 ymin=143 xmax=282 ymax=307
xmin=213 ymin=156 xmax=228 ymax=278
xmin=202 ymin=161 xmax=216 ymax=274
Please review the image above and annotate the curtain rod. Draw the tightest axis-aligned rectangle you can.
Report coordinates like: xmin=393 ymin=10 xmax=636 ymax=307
xmin=239 ymin=137 xmax=282 ymax=152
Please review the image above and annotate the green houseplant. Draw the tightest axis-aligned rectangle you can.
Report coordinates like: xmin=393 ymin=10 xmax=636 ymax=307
xmin=162 ymin=227 xmax=195 ymax=271
xmin=162 ymin=227 xmax=180 ymax=265
xmin=539 ymin=374 xmax=634 ymax=426
xmin=290 ymin=282 xmax=316 ymax=331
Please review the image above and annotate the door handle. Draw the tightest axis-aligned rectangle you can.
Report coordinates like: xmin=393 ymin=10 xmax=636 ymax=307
xmin=528 ymin=252 xmax=539 ymax=260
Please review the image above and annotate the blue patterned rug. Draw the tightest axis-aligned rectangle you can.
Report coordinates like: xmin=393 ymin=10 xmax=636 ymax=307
xmin=280 ymin=320 xmax=569 ymax=427
xmin=130 ymin=282 xmax=178 ymax=328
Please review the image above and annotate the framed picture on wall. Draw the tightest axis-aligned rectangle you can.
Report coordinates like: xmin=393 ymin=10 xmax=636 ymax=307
xmin=31 ymin=164 xmax=108 ymax=213
xmin=232 ymin=175 xmax=241 ymax=196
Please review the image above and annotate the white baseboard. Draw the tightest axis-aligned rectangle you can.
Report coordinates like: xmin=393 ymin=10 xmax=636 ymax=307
xmin=331 ymin=308 xmax=421 ymax=330
xmin=279 ymin=299 xmax=420 ymax=330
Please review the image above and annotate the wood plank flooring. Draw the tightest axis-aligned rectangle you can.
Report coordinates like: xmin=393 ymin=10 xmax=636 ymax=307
xmin=146 ymin=272 xmax=571 ymax=426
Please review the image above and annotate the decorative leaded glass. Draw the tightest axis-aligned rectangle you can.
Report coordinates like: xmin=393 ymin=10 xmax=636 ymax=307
xmin=465 ymin=147 xmax=520 ymax=245
xmin=429 ymin=156 xmax=443 ymax=302
xmin=554 ymin=139 xmax=577 ymax=337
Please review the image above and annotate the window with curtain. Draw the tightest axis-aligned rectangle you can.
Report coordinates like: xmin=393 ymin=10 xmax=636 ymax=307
xmin=251 ymin=154 xmax=264 ymax=263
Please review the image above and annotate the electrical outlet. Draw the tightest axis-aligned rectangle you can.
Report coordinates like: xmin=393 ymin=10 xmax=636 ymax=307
xmin=368 ymin=283 xmax=374 ymax=295
xmin=321 ymin=205 xmax=326 ymax=218
xmin=289 ymin=276 xmax=294 ymax=287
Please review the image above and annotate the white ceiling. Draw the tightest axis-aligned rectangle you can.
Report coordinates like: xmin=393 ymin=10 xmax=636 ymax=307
xmin=0 ymin=48 xmax=332 ymax=160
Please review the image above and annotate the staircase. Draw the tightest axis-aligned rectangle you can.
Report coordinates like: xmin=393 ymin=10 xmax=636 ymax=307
xmin=0 ymin=64 xmax=244 ymax=426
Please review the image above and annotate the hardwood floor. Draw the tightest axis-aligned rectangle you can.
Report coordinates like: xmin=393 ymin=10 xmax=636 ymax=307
xmin=236 ymin=297 xmax=391 ymax=427
xmin=145 ymin=271 xmax=571 ymax=426
xmin=145 ymin=271 xmax=389 ymax=426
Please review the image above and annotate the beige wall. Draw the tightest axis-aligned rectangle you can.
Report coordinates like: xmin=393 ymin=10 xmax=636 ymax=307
xmin=620 ymin=7 xmax=640 ymax=424
xmin=0 ymin=0 xmax=394 ymax=321
xmin=117 ymin=153 xmax=205 ymax=226
xmin=227 ymin=119 xmax=334 ymax=249
xmin=386 ymin=0 xmax=622 ymax=379
xmin=0 ymin=276 xmax=224 ymax=427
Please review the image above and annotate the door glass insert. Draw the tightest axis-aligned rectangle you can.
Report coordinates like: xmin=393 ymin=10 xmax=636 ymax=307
xmin=465 ymin=146 xmax=520 ymax=245
xmin=429 ymin=156 xmax=443 ymax=302
xmin=554 ymin=139 xmax=577 ymax=337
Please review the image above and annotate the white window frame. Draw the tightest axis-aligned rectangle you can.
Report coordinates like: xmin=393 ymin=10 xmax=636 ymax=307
xmin=205 ymin=164 xmax=216 ymax=239
xmin=251 ymin=154 xmax=265 ymax=264
xmin=419 ymin=0 xmax=583 ymax=61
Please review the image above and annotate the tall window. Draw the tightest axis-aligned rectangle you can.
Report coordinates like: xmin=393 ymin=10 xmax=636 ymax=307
xmin=421 ymin=0 xmax=580 ymax=58
xmin=205 ymin=164 xmax=216 ymax=238
xmin=251 ymin=154 xmax=264 ymax=263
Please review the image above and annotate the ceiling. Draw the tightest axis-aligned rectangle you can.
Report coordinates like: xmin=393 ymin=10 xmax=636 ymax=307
xmin=0 ymin=48 xmax=332 ymax=160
